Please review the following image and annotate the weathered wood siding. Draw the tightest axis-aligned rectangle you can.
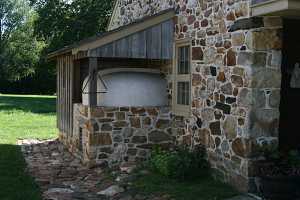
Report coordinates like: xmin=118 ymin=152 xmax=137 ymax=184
xmin=57 ymin=55 xmax=74 ymax=136
xmin=251 ymin=0 xmax=272 ymax=5
xmin=89 ymin=19 xmax=173 ymax=60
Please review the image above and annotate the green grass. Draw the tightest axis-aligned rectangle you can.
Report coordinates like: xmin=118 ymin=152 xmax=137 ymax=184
xmin=133 ymin=171 xmax=239 ymax=200
xmin=0 ymin=94 xmax=57 ymax=200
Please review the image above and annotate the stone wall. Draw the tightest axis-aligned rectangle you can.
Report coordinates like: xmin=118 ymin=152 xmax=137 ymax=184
xmin=59 ymin=104 xmax=185 ymax=167
xmin=107 ymin=0 xmax=283 ymax=193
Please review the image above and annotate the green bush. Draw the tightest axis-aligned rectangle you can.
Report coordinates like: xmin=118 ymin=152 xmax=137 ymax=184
xmin=149 ymin=145 xmax=210 ymax=180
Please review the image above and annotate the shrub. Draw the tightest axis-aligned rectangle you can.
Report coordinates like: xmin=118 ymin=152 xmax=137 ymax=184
xmin=149 ymin=145 xmax=210 ymax=180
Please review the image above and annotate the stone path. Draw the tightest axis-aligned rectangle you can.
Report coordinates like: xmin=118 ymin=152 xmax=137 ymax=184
xmin=18 ymin=139 xmax=173 ymax=200
xmin=18 ymin=139 xmax=257 ymax=200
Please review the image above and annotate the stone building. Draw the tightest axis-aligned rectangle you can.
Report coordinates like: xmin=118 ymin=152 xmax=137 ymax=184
xmin=49 ymin=0 xmax=300 ymax=193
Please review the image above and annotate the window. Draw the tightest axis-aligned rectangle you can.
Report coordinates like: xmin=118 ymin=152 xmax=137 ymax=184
xmin=173 ymin=40 xmax=191 ymax=116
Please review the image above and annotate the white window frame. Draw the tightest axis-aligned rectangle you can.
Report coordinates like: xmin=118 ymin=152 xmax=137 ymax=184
xmin=172 ymin=39 xmax=192 ymax=117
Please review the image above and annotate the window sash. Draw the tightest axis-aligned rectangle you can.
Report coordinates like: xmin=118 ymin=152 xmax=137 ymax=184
xmin=172 ymin=40 xmax=191 ymax=116
xmin=178 ymin=46 xmax=190 ymax=75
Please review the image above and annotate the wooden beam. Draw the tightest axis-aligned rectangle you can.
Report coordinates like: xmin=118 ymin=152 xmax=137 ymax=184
xmin=88 ymin=57 xmax=98 ymax=106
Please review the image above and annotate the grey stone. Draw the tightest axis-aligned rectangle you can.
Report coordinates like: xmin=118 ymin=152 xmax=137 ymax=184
xmin=123 ymin=127 xmax=134 ymax=138
xmin=221 ymin=140 xmax=230 ymax=152
xmin=269 ymin=89 xmax=281 ymax=108
xmin=251 ymin=68 xmax=281 ymax=88
xmin=207 ymin=78 xmax=215 ymax=92
xmin=220 ymin=83 xmax=233 ymax=95
xmin=131 ymin=136 xmax=147 ymax=144
xmin=113 ymin=135 xmax=123 ymax=143
xmin=229 ymin=17 xmax=264 ymax=32
xmin=248 ymin=109 xmax=280 ymax=138
xmin=101 ymin=124 xmax=113 ymax=131
xmin=97 ymin=185 xmax=124 ymax=197
xmin=237 ymin=88 xmax=252 ymax=107
xmin=223 ymin=116 xmax=237 ymax=140
xmin=149 ymin=130 xmax=171 ymax=143
xmin=237 ymin=52 xmax=266 ymax=68
xmin=155 ymin=119 xmax=171 ymax=129
xmin=201 ymin=108 xmax=215 ymax=121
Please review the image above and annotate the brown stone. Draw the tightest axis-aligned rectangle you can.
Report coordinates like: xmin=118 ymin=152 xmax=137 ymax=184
xmin=224 ymin=40 xmax=232 ymax=49
xmin=198 ymin=128 xmax=210 ymax=147
xmin=143 ymin=117 xmax=152 ymax=126
xmin=131 ymin=107 xmax=146 ymax=115
xmin=232 ymin=138 xmax=252 ymax=158
xmin=192 ymin=73 xmax=202 ymax=86
xmin=188 ymin=15 xmax=196 ymax=25
xmin=226 ymin=49 xmax=237 ymax=66
xmin=231 ymin=32 xmax=245 ymax=46
xmin=226 ymin=11 xmax=236 ymax=21
xmin=130 ymin=117 xmax=141 ymax=128
xmin=201 ymin=19 xmax=209 ymax=27
xmin=235 ymin=2 xmax=249 ymax=18
xmin=194 ymin=21 xmax=200 ymax=29
xmin=209 ymin=121 xmax=221 ymax=135
xmin=231 ymin=75 xmax=244 ymax=87
xmin=146 ymin=108 xmax=158 ymax=116
xmin=182 ymin=134 xmax=192 ymax=146
xmin=217 ymin=71 xmax=226 ymax=82
xmin=90 ymin=133 xmax=112 ymax=146
xmin=238 ymin=118 xmax=245 ymax=126
xmin=192 ymin=47 xmax=203 ymax=60
xmin=90 ymin=107 xmax=104 ymax=118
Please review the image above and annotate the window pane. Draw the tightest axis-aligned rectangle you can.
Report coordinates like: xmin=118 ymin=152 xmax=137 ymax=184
xmin=178 ymin=46 xmax=190 ymax=74
xmin=177 ymin=82 xmax=190 ymax=105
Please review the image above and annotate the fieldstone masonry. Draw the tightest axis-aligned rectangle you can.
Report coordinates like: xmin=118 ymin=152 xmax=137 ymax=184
xmin=60 ymin=104 xmax=185 ymax=167
xmin=61 ymin=0 xmax=284 ymax=194
xmin=105 ymin=0 xmax=284 ymax=193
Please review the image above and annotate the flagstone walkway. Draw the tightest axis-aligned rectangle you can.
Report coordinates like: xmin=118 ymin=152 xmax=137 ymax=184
xmin=18 ymin=139 xmax=257 ymax=200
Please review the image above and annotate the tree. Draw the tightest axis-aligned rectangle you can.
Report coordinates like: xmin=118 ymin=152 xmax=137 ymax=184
xmin=33 ymin=0 xmax=114 ymax=52
xmin=0 ymin=0 xmax=43 ymax=81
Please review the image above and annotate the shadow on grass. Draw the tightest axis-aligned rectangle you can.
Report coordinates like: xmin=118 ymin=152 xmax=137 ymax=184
xmin=0 ymin=144 xmax=42 ymax=200
xmin=0 ymin=95 xmax=56 ymax=115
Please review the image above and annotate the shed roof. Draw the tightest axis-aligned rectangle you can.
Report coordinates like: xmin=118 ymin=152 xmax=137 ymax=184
xmin=48 ymin=9 xmax=175 ymax=60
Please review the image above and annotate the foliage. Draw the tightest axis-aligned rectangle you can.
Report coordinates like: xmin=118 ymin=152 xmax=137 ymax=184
xmin=0 ymin=0 xmax=44 ymax=81
xmin=0 ymin=94 xmax=56 ymax=199
xmin=32 ymin=0 xmax=114 ymax=52
xmin=0 ymin=0 xmax=114 ymax=94
xmin=257 ymin=144 xmax=300 ymax=177
xmin=149 ymin=145 xmax=210 ymax=180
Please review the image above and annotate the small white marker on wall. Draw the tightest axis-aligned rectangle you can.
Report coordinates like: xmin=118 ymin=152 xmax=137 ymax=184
xmin=262 ymin=89 xmax=272 ymax=109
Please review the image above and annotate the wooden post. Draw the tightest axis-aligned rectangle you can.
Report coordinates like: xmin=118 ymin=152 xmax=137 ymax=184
xmin=88 ymin=57 xmax=98 ymax=106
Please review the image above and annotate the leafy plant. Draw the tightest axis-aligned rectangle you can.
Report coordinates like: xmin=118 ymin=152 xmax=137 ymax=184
xmin=149 ymin=145 xmax=210 ymax=180
xmin=257 ymin=145 xmax=300 ymax=177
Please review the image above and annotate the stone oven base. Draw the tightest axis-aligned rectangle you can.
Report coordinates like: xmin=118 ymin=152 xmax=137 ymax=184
xmin=59 ymin=104 xmax=184 ymax=167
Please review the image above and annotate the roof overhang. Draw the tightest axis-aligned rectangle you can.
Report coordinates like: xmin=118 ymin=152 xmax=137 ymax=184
xmin=48 ymin=9 xmax=175 ymax=60
xmin=251 ymin=0 xmax=300 ymax=17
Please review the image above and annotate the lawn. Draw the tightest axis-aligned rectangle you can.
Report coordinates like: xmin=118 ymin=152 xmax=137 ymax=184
xmin=0 ymin=94 xmax=57 ymax=200
xmin=134 ymin=171 xmax=238 ymax=200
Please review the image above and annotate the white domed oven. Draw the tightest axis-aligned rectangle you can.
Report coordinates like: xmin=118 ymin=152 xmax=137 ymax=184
xmin=82 ymin=68 xmax=168 ymax=107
